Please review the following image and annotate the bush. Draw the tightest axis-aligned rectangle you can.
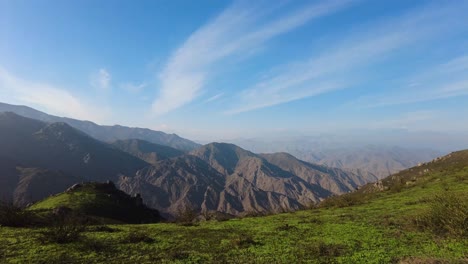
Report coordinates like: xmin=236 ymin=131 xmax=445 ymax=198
xmin=40 ymin=213 xmax=87 ymax=244
xmin=318 ymin=192 xmax=370 ymax=209
xmin=231 ymin=234 xmax=261 ymax=248
xmin=121 ymin=230 xmax=155 ymax=244
xmin=414 ymin=192 xmax=467 ymax=238
xmin=175 ymin=205 xmax=198 ymax=225
xmin=296 ymin=241 xmax=349 ymax=262
xmin=0 ymin=202 xmax=37 ymax=227
xmin=276 ymin=223 xmax=298 ymax=231
xmin=87 ymin=225 xmax=118 ymax=233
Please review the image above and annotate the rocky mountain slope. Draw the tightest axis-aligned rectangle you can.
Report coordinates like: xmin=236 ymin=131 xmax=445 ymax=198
xmin=0 ymin=158 xmax=81 ymax=207
xmin=0 ymin=112 xmax=149 ymax=205
xmin=0 ymin=102 xmax=199 ymax=151
xmin=111 ymin=139 xmax=184 ymax=165
xmin=260 ymin=152 xmax=375 ymax=194
xmin=117 ymin=143 xmax=365 ymax=218
xmin=226 ymin=138 xmax=441 ymax=179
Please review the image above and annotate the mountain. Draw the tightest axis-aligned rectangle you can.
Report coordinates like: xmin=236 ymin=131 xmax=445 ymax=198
xmin=111 ymin=139 xmax=184 ymax=165
xmin=118 ymin=153 xmax=315 ymax=218
xmin=303 ymin=146 xmax=442 ymax=179
xmin=116 ymin=143 xmax=371 ymax=218
xmin=0 ymin=112 xmax=150 ymax=205
xmin=0 ymin=112 xmax=148 ymax=181
xmin=0 ymin=158 xmax=81 ymax=206
xmin=191 ymin=143 xmax=333 ymax=202
xmin=29 ymin=181 xmax=161 ymax=224
xmin=0 ymin=102 xmax=200 ymax=151
xmin=358 ymin=149 xmax=468 ymax=194
xmin=259 ymin=152 xmax=376 ymax=194
xmin=225 ymin=138 xmax=442 ymax=179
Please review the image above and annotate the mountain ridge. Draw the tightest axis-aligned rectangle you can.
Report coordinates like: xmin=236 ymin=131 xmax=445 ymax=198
xmin=0 ymin=102 xmax=200 ymax=151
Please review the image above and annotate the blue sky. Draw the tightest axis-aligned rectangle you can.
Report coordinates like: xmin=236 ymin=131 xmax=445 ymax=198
xmin=1 ymin=0 xmax=467 ymax=140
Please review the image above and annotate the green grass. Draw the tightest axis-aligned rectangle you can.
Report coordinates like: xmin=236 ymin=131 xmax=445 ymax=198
xmin=29 ymin=185 xmax=111 ymax=211
xmin=26 ymin=182 xmax=161 ymax=224
xmin=1 ymin=155 xmax=467 ymax=263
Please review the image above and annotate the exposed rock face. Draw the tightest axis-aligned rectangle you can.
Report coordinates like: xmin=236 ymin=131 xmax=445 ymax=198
xmin=116 ymin=143 xmax=371 ymax=219
xmin=260 ymin=152 xmax=366 ymax=194
xmin=111 ymin=139 xmax=184 ymax=165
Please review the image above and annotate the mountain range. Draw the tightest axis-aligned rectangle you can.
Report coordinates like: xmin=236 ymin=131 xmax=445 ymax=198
xmin=0 ymin=111 xmax=368 ymax=218
xmin=225 ymin=138 xmax=442 ymax=179
xmin=0 ymin=102 xmax=199 ymax=151
xmin=0 ymin=103 xmax=442 ymax=218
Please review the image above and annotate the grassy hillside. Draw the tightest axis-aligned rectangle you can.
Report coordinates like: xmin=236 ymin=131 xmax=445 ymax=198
xmin=28 ymin=182 xmax=161 ymax=224
xmin=0 ymin=152 xmax=466 ymax=263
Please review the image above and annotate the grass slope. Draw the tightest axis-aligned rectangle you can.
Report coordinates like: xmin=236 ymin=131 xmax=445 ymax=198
xmin=0 ymin=152 xmax=467 ymax=263
xmin=28 ymin=182 xmax=161 ymax=224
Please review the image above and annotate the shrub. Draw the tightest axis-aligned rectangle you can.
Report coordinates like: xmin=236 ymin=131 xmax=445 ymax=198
xmin=0 ymin=202 xmax=37 ymax=227
xmin=318 ymin=192 xmax=370 ymax=209
xmin=231 ymin=234 xmax=261 ymax=248
xmin=414 ymin=192 xmax=467 ymax=238
xmin=40 ymin=213 xmax=87 ymax=244
xmin=87 ymin=225 xmax=118 ymax=233
xmin=276 ymin=223 xmax=298 ymax=231
xmin=296 ymin=241 xmax=349 ymax=262
xmin=121 ymin=230 xmax=155 ymax=244
xmin=79 ymin=237 xmax=110 ymax=252
xmin=175 ymin=205 xmax=198 ymax=225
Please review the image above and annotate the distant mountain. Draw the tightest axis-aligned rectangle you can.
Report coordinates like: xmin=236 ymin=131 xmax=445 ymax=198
xmin=118 ymin=143 xmax=369 ymax=218
xmin=29 ymin=181 xmax=161 ymax=224
xmin=0 ymin=112 xmax=148 ymax=181
xmin=358 ymin=149 xmax=468 ymax=194
xmin=0 ymin=158 xmax=81 ymax=206
xmin=225 ymin=138 xmax=442 ymax=179
xmin=259 ymin=152 xmax=377 ymax=194
xmin=111 ymin=139 xmax=184 ymax=165
xmin=304 ymin=146 xmax=442 ymax=179
xmin=0 ymin=102 xmax=200 ymax=151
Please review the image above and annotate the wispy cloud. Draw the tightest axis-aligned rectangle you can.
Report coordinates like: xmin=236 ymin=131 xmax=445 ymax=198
xmin=0 ymin=66 xmax=110 ymax=123
xmin=358 ymin=54 xmax=468 ymax=108
xmin=90 ymin=68 xmax=111 ymax=90
xmin=120 ymin=82 xmax=147 ymax=93
xmin=152 ymin=0 xmax=354 ymax=115
xmin=204 ymin=92 xmax=224 ymax=103
xmin=226 ymin=2 xmax=467 ymax=114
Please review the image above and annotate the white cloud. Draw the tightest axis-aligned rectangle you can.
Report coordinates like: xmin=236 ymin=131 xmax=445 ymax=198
xmin=91 ymin=68 xmax=111 ymax=90
xmin=152 ymin=0 xmax=353 ymax=115
xmin=226 ymin=2 xmax=467 ymax=114
xmin=0 ymin=66 xmax=110 ymax=123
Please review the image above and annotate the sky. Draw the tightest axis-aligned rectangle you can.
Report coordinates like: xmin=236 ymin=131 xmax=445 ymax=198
xmin=1 ymin=0 xmax=467 ymax=141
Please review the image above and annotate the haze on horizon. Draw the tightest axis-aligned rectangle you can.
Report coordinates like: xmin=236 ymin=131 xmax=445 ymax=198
xmin=1 ymin=0 xmax=467 ymax=143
